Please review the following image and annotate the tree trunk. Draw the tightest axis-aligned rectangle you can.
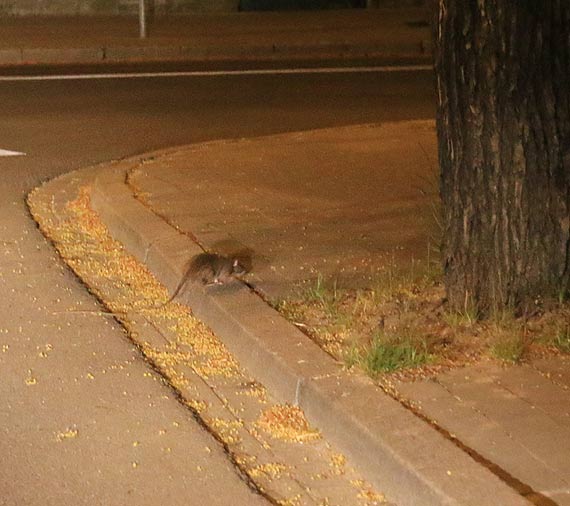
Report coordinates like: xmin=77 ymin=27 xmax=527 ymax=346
xmin=435 ymin=0 xmax=570 ymax=315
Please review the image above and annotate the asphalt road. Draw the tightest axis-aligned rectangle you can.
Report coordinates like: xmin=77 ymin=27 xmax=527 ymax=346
xmin=0 ymin=60 xmax=434 ymax=194
xmin=0 ymin=61 xmax=434 ymax=505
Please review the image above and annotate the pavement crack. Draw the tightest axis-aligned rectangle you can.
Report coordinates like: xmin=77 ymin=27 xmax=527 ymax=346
xmin=378 ymin=377 xmax=561 ymax=506
xmin=491 ymin=378 xmax=570 ymax=488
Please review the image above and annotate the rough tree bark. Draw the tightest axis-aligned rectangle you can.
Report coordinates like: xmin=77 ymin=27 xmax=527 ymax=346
xmin=434 ymin=0 xmax=570 ymax=315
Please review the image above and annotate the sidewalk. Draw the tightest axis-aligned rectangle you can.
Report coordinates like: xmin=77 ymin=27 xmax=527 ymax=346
xmin=30 ymin=121 xmax=570 ymax=506
xmin=0 ymin=9 xmax=432 ymax=65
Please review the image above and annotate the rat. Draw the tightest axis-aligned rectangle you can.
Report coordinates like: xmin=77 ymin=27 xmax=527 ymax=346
xmin=53 ymin=251 xmax=251 ymax=316
xmin=165 ymin=252 xmax=248 ymax=304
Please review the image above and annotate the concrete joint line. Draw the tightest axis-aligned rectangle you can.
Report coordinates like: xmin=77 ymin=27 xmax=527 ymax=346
xmin=143 ymin=238 xmax=158 ymax=264
xmin=294 ymin=378 xmax=304 ymax=407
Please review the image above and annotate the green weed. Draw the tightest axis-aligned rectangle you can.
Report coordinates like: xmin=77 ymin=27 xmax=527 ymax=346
xmin=553 ymin=325 xmax=570 ymax=353
xmin=345 ymin=333 xmax=431 ymax=376
xmin=304 ymin=274 xmax=328 ymax=304
xmin=485 ymin=309 xmax=529 ymax=363
xmin=443 ymin=307 xmax=478 ymax=328
xmin=490 ymin=334 xmax=527 ymax=364
xmin=301 ymin=274 xmax=342 ymax=318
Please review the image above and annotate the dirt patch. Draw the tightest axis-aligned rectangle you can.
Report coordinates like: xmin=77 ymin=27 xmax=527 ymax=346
xmin=275 ymin=266 xmax=570 ymax=382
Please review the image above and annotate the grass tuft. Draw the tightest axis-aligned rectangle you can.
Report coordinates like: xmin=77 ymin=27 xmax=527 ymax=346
xmin=345 ymin=333 xmax=431 ymax=376
xmin=301 ymin=274 xmax=342 ymax=319
xmin=486 ymin=310 xmax=529 ymax=364
xmin=490 ymin=337 xmax=526 ymax=363
xmin=553 ymin=325 xmax=570 ymax=353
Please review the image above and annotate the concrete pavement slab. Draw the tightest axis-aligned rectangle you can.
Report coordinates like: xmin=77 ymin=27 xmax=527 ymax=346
xmin=395 ymin=372 xmax=570 ymax=505
xmin=0 ymin=48 xmax=22 ymax=64
xmin=532 ymin=355 xmax=570 ymax=388
xmin=22 ymin=47 xmax=104 ymax=64
xmin=104 ymin=45 xmax=183 ymax=62
xmin=127 ymin=122 xmax=439 ymax=299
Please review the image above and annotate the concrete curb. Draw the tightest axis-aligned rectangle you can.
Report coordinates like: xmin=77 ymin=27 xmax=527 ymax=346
xmin=88 ymin=151 xmax=531 ymax=506
xmin=21 ymin=47 xmax=105 ymax=64
xmin=0 ymin=48 xmax=23 ymax=65
xmin=0 ymin=40 xmax=432 ymax=66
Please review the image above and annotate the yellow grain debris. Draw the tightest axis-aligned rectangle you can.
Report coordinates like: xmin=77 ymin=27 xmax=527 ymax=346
xmin=56 ymin=428 xmax=78 ymax=441
xmin=257 ymin=404 xmax=321 ymax=443
xmin=248 ymin=462 xmax=288 ymax=480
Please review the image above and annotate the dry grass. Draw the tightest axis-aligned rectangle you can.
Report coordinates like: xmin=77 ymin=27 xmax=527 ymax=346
xmin=274 ymin=263 xmax=570 ymax=380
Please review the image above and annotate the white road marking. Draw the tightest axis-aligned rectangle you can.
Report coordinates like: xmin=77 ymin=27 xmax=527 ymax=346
xmin=0 ymin=148 xmax=25 ymax=156
xmin=0 ymin=64 xmax=432 ymax=82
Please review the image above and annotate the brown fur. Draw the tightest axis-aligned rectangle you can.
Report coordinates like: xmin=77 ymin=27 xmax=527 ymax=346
xmin=166 ymin=252 xmax=247 ymax=303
